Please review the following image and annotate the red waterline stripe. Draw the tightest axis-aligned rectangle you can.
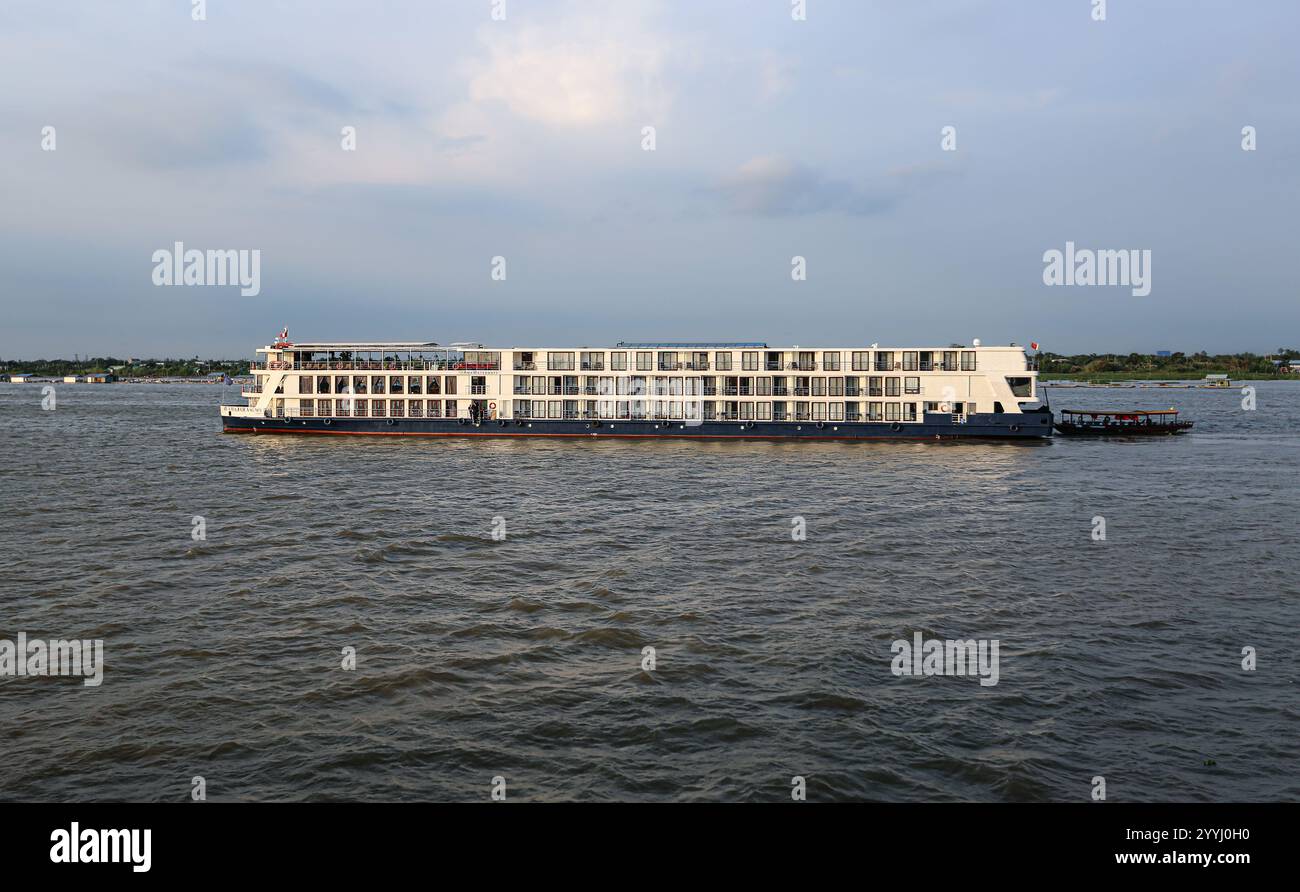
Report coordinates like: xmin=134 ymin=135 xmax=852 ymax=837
xmin=222 ymin=426 xmax=995 ymax=441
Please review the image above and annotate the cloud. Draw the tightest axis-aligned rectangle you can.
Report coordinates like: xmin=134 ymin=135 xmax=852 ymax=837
xmin=464 ymin=12 xmax=671 ymax=126
xmin=713 ymin=156 xmax=896 ymax=217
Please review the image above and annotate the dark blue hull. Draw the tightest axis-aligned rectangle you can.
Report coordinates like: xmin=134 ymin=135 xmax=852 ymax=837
xmin=223 ymin=410 xmax=1053 ymax=440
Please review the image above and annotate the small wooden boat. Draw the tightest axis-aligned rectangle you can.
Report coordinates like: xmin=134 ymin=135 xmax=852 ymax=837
xmin=1054 ymin=408 xmax=1193 ymax=437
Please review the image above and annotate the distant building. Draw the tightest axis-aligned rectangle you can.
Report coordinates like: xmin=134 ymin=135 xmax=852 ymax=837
xmin=85 ymin=372 xmax=116 ymax=384
xmin=63 ymin=375 xmax=84 ymax=383
xmin=7 ymin=373 xmax=34 ymax=383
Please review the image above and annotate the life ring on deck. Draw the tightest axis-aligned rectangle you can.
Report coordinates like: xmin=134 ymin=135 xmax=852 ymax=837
xmin=890 ymin=422 xmax=902 ymax=432
xmin=323 ymin=419 xmax=332 ymax=426
xmin=1010 ymin=424 xmax=1021 ymax=432
xmin=498 ymin=419 xmax=508 ymax=427
xmin=746 ymin=421 xmax=755 ymax=429
xmin=457 ymin=418 xmax=467 ymax=425
xmin=386 ymin=418 xmax=395 ymax=425
xmin=816 ymin=421 xmax=825 ymax=430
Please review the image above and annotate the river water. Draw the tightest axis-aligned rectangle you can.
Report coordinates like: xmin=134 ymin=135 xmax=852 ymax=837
xmin=1 ymin=380 xmax=1296 ymax=801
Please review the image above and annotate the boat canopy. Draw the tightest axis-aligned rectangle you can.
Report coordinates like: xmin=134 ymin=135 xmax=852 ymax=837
xmin=1060 ymin=409 xmax=1179 ymax=416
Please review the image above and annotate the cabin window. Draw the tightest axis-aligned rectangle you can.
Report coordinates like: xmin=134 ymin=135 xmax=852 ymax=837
xmin=852 ymin=351 xmax=870 ymax=371
xmin=903 ymin=352 xmax=919 ymax=371
xmin=885 ymin=377 xmax=901 ymax=397
xmin=715 ymin=352 xmax=733 ymax=371
xmin=903 ymin=403 xmax=917 ymax=421
xmin=961 ymin=352 xmax=977 ymax=371
xmin=427 ymin=400 xmax=441 ymax=418
xmin=299 ymin=399 xmax=314 ymax=416
xmin=845 ymin=402 xmax=861 ymax=421
xmin=611 ymin=351 xmax=627 ymax=371
xmin=299 ymin=376 xmax=314 ymax=394
xmin=742 ymin=352 xmax=758 ymax=371
xmin=756 ymin=377 xmax=772 ymax=396
xmin=904 ymin=376 xmax=920 ymax=394
xmin=875 ymin=351 xmax=894 ymax=371
xmin=845 ymin=377 xmax=860 ymax=397
xmin=812 ymin=377 xmax=827 ymax=397
xmin=428 ymin=377 xmax=441 ymax=395
xmin=317 ymin=399 xmax=330 ymax=416
xmin=823 ymin=351 xmax=841 ymax=371
xmin=757 ymin=402 xmax=772 ymax=420
xmin=389 ymin=376 xmax=404 ymax=394
xmin=445 ymin=400 xmax=457 ymax=416
xmin=942 ymin=351 xmax=958 ymax=371
xmin=867 ymin=402 xmax=883 ymax=421
xmin=658 ymin=351 xmax=679 ymax=371
xmin=885 ymin=403 xmax=901 ymax=421
xmin=408 ymin=376 xmax=422 ymax=395
xmin=812 ymin=403 xmax=827 ymax=421
xmin=772 ymin=401 xmax=787 ymax=421
xmin=444 ymin=377 xmax=457 ymax=395
xmin=372 ymin=400 xmax=386 ymax=417
xmin=829 ymin=402 xmax=844 ymax=421
xmin=547 ymin=352 xmax=575 ymax=371
xmin=580 ymin=351 xmax=604 ymax=371
xmin=829 ymin=377 xmax=844 ymax=397
xmin=1006 ymin=377 xmax=1033 ymax=397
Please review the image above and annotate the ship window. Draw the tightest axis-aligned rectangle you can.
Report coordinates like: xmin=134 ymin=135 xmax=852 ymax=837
xmin=852 ymin=351 xmax=870 ymax=371
xmin=611 ymin=351 xmax=627 ymax=371
xmin=633 ymin=352 xmax=650 ymax=371
xmin=445 ymin=400 xmax=457 ymax=416
xmin=885 ymin=377 xmax=901 ymax=397
xmin=714 ymin=352 xmax=732 ymax=371
xmin=869 ymin=377 xmax=883 ymax=397
xmin=372 ymin=400 xmax=386 ymax=417
xmin=299 ymin=376 xmax=314 ymax=394
xmin=757 ymin=377 xmax=772 ymax=396
xmin=903 ymin=403 xmax=917 ymax=421
xmin=444 ymin=377 xmax=457 ymax=395
xmin=903 ymin=352 xmax=919 ymax=371
xmin=812 ymin=377 xmax=827 ymax=397
xmin=317 ymin=399 xmax=330 ymax=415
xmin=352 ymin=376 xmax=368 ymax=394
xmin=408 ymin=376 xmax=422 ymax=395
xmin=904 ymin=376 xmax=920 ymax=394
xmin=885 ymin=403 xmax=900 ymax=421
xmin=757 ymin=402 xmax=772 ymax=420
xmin=829 ymin=377 xmax=844 ymax=396
xmin=812 ymin=403 xmax=827 ymax=420
xmin=961 ymin=352 xmax=977 ymax=371
xmin=427 ymin=400 xmax=441 ymax=418
xmin=428 ymin=377 xmax=441 ymax=395
xmin=875 ymin=351 xmax=894 ymax=371
xmin=829 ymin=402 xmax=844 ymax=421
xmin=1006 ymin=377 xmax=1032 ymax=397
xmin=845 ymin=402 xmax=860 ymax=421
xmin=867 ymin=402 xmax=883 ymax=421
xmin=548 ymin=352 xmax=575 ymax=371
xmin=823 ymin=351 xmax=841 ymax=371
xmin=742 ymin=352 xmax=758 ymax=371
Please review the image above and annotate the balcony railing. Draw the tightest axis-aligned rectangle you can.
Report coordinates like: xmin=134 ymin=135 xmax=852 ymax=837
xmin=255 ymin=360 xmax=498 ymax=372
xmin=470 ymin=385 xmax=487 ymax=394
xmin=513 ymin=362 xmax=536 ymax=371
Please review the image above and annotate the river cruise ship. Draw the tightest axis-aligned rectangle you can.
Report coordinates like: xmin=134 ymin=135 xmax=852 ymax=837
xmin=220 ymin=334 xmax=1051 ymax=440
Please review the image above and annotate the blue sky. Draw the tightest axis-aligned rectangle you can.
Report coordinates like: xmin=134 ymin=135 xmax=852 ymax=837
xmin=1 ymin=0 xmax=1297 ymax=357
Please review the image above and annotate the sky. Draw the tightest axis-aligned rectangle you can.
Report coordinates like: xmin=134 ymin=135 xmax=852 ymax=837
xmin=1 ymin=0 xmax=1297 ymax=358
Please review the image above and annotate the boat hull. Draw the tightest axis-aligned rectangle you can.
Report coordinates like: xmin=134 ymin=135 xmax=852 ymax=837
xmin=1053 ymin=421 xmax=1192 ymax=437
xmin=223 ymin=411 xmax=1054 ymax=440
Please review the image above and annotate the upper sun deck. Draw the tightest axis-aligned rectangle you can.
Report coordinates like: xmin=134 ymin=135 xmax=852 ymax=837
xmin=253 ymin=341 xmax=1037 ymax=374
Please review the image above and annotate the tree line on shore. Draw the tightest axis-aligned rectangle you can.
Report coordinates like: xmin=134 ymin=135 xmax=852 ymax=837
xmin=1038 ymin=348 xmax=1299 ymax=379
xmin=0 ymin=358 xmax=251 ymax=377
